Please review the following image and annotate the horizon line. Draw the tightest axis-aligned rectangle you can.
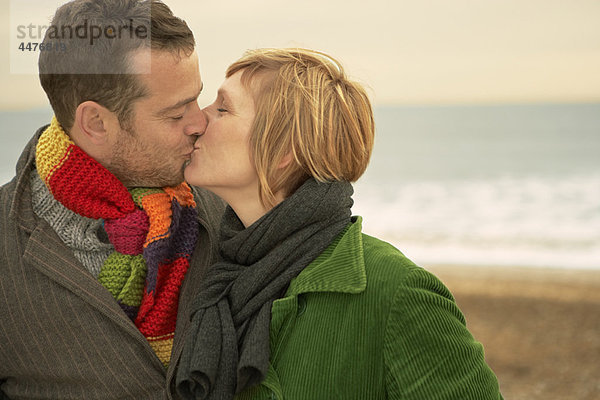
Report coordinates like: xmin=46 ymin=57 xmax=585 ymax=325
xmin=2 ymin=99 xmax=600 ymax=113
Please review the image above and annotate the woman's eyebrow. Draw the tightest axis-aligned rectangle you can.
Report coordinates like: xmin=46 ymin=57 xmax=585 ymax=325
xmin=217 ymin=88 xmax=232 ymax=104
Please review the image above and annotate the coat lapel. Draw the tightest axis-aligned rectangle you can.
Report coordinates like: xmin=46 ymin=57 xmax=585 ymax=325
xmin=23 ymin=220 xmax=150 ymax=341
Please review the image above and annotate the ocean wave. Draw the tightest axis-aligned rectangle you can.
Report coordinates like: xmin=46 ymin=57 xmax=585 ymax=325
xmin=353 ymin=174 xmax=600 ymax=269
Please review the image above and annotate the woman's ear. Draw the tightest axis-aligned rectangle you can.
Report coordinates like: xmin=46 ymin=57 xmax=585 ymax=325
xmin=278 ymin=152 xmax=294 ymax=169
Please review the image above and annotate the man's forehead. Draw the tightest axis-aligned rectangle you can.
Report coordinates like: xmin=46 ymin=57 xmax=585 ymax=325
xmin=128 ymin=49 xmax=202 ymax=113
xmin=128 ymin=47 xmax=153 ymax=74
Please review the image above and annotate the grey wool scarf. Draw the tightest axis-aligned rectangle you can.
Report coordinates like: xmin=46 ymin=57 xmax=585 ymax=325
xmin=176 ymin=178 xmax=353 ymax=400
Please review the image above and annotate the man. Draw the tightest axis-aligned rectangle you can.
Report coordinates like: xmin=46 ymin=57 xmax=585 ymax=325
xmin=0 ymin=1 xmax=224 ymax=398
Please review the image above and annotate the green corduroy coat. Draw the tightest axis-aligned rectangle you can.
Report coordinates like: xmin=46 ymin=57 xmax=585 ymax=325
xmin=236 ymin=217 xmax=503 ymax=400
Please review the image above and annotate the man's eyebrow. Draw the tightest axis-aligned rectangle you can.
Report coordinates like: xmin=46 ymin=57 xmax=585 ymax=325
xmin=155 ymin=83 xmax=204 ymax=117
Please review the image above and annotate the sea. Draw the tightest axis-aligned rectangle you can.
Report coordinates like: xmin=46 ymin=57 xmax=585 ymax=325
xmin=1 ymin=103 xmax=599 ymax=270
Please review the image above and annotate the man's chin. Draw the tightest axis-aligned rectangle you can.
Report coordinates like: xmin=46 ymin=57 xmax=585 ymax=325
xmin=117 ymin=172 xmax=185 ymax=189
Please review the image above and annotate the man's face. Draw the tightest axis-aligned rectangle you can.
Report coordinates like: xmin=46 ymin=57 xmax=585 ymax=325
xmin=108 ymin=49 xmax=206 ymax=188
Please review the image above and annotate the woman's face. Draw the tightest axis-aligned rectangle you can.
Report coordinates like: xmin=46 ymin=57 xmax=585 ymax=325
xmin=184 ymin=71 xmax=258 ymax=199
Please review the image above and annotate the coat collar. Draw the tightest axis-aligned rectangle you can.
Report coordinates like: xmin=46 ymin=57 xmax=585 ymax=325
xmin=10 ymin=126 xmax=45 ymax=234
xmin=285 ymin=216 xmax=367 ymax=297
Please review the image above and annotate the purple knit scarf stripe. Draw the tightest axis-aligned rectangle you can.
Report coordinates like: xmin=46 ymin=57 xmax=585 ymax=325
xmin=143 ymin=199 xmax=200 ymax=294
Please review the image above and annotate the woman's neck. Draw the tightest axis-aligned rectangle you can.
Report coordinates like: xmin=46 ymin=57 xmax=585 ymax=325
xmin=230 ymin=198 xmax=270 ymax=228
xmin=214 ymin=187 xmax=285 ymax=228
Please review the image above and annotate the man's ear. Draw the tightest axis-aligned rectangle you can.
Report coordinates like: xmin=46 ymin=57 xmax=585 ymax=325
xmin=73 ymin=101 xmax=118 ymax=145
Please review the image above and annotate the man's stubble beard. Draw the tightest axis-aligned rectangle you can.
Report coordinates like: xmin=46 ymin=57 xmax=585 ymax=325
xmin=109 ymin=128 xmax=185 ymax=188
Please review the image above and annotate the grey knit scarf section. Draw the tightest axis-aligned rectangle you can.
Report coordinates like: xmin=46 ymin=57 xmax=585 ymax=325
xmin=30 ymin=170 xmax=114 ymax=277
xmin=176 ymin=178 xmax=353 ymax=400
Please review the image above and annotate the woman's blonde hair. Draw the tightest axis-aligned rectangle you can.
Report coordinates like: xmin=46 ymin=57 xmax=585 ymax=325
xmin=226 ymin=48 xmax=375 ymax=207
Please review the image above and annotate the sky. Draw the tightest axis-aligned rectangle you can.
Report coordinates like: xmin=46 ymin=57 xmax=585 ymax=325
xmin=1 ymin=0 xmax=599 ymax=110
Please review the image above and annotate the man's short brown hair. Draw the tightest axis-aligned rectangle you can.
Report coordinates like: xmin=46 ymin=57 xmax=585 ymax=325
xmin=38 ymin=0 xmax=195 ymax=131
xmin=226 ymin=48 xmax=375 ymax=207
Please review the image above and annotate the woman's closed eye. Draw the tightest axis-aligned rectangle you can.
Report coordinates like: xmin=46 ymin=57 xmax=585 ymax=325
xmin=217 ymin=108 xmax=228 ymax=113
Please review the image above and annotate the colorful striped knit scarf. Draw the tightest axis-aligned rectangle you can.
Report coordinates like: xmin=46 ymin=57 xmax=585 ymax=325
xmin=35 ymin=117 xmax=200 ymax=368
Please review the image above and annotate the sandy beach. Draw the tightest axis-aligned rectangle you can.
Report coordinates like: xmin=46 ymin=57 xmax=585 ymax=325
xmin=426 ymin=265 xmax=600 ymax=400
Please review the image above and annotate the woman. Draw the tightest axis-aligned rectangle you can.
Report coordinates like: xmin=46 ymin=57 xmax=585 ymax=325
xmin=176 ymin=48 xmax=502 ymax=400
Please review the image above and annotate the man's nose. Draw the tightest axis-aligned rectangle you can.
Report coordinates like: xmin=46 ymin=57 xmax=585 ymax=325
xmin=184 ymin=104 xmax=207 ymax=136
